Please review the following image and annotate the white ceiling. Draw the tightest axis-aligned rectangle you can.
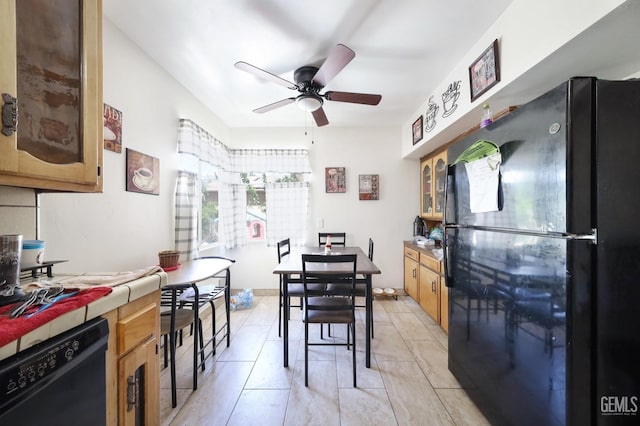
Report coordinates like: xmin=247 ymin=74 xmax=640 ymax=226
xmin=103 ymin=0 xmax=515 ymax=128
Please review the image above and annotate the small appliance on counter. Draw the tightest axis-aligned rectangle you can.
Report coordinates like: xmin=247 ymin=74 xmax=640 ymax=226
xmin=0 ymin=235 xmax=24 ymax=306
xmin=413 ymin=216 xmax=426 ymax=237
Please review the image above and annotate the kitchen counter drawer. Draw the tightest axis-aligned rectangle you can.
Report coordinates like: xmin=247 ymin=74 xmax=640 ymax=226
xmin=420 ymin=253 xmax=440 ymax=273
xmin=116 ymin=293 xmax=158 ymax=356
xmin=404 ymin=247 xmax=419 ymax=262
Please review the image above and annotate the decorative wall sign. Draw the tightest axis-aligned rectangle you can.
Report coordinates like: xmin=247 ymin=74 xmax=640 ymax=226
xmin=325 ymin=167 xmax=346 ymax=193
xmin=469 ymin=39 xmax=500 ymax=102
xmin=103 ymin=103 xmax=122 ymax=153
xmin=126 ymin=148 xmax=159 ymax=195
xmin=358 ymin=174 xmax=379 ymax=200
xmin=424 ymin=96 xmax=439 ymax=133
xmin=412 ymin=116 xmax=423 ymax=145
xmin=441 ymin=80 xmax=462 ymax=117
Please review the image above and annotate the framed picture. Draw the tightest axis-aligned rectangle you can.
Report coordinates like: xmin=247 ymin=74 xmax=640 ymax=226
xmin=325 ymin=167 xmax=346 ymax=193
xmin=103 ymin=103 xmax=122 ymax=153
xmin=412 ymin=115 xmax=423 ymax=145
xmin=468 ymin=39 xmax=500 ymax=102
xmin=359 ymin=174 xmax=379 ymax=200
xmin=126 ymin=148 xmax=159 ymax=195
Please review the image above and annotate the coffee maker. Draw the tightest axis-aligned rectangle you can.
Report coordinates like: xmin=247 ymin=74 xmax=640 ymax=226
xmin=413 ymin=216 xmax=426 ymax=237
xmin=0 ymin=234 xmax=24 ymax=306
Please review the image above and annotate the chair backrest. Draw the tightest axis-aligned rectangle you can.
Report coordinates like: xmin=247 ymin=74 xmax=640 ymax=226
xmin=318 ymin=232 xmax=346 ymax=247
xmin=302 ymin=254 xmax=357 ymax=305
xmin=368 ymin=238 xmax=374 ymax=261
xmin=277 ymin=238 xmax=291 ymax=262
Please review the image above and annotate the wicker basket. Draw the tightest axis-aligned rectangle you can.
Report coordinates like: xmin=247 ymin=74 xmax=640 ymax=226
xmin=158 ymin=250 xmax=180 ymax=268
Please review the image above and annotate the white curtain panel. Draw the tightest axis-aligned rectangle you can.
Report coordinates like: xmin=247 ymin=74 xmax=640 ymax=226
xmin=265 ymin=182 xmax=310 ymax=247
xmin=174 ymin=171 xmax=199 ymax=260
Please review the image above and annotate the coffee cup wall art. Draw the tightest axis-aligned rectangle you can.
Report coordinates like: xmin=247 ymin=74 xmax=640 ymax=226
xmin=126 ymin=148 xmax=160 ymax=195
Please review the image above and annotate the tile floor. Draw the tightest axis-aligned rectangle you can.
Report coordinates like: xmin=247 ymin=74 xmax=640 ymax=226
xmin=160 ymin=293 xmax=490 ymax=425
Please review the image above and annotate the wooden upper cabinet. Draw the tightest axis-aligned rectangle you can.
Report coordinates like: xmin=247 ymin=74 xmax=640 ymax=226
xmin=420 ymin=157 xmax=433 ymax=217
xmin=420 ymin=150 xmax=447 ymax=220
xmin=0 ymin=0 xmax=103 ymax=192
xmin=432 ymin=151 xmax=447 ymax=218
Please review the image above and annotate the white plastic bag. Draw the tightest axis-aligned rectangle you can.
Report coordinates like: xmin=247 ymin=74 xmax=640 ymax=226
xmin=230 ymin=288 xmax=253 ymax=310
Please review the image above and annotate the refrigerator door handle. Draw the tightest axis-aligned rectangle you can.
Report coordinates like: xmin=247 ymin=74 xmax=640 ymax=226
xmin=443 ymin=227 xmax=454 ymax=288
xmin=566 ymin=228 xmax=597 ymax=244
xmin=443 ymin=164 xmax=456 ymax=226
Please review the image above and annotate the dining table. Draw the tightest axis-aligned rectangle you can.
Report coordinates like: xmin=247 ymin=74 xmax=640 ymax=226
xmin=162 ymin=256 xmax=234 ymax=406
xmin=272 ymin=246 xmax=381 ymax=368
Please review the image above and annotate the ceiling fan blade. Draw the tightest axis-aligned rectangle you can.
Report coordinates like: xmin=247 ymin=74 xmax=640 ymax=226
xmin=312 ymin=44 xmax=355 ymax=88
xmin=253 ymin=98 xmax=295 ymax=113
xmin=312 ymin=107 xmax=329 ymax=127
xmin=325 ymin=91 xmax=382 ymax=105
xmin=235 ymin=61 xmax=297 ymax=90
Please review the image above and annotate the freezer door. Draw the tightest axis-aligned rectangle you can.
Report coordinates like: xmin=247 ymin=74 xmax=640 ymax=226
xmin=446 ymin=226 xmax=568 ymax=426
xmin=446 ymin=82 xmax=569 ymax=233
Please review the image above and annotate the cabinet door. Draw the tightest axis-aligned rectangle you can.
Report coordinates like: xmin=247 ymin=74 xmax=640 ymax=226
xmin=432 ymin=151 xmax=447 ymax=218
xmin=420 ymin=157 xmax=433 ymax=218
xmin=419 ymin=264 xmax=439 ymax=321
xmin=404 ymin=256 xmax=418 ymax=301
xmin=118 ymin=336 xmax=159 ymax=426
xmin=0 ymin=0 xmax=102 ymax=192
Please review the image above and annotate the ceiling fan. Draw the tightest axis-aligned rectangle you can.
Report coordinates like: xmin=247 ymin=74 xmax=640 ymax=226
xmin=234 ymin=44 xmax=382 ymax=127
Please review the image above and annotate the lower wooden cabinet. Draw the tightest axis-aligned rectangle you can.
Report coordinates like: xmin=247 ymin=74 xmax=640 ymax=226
xmin=403 ymin=242 xmax=447 ymax=331
xmin=118 ymin=336 xmax=158 ymax=425
xmin=105 ymin=290 xmax=160 ymax=425
xmin=419 ymin=263 xmax=439 ymax=320
xmin=403 ymin=247 xmax=419 ymax=300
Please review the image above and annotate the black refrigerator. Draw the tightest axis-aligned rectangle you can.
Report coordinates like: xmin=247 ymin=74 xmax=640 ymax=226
xmin=443 ymin=77 xmax=640 ymax=426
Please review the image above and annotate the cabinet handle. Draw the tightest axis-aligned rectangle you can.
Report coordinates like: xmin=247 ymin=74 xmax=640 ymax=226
xmin=1 ymin=93 xmax=18 ymax=136
xmin=432 ymin=280 xmax=436 ymax=293
xmin=127 ymin=375 xmax=138 ymax=412
xmin=413 ymin=268 xmax=416 ymax=278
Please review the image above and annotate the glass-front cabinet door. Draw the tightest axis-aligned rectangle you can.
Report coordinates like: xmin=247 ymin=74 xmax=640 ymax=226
xmin=420 ymin=157 xmax=433 ymax=217
xmin=432 ymin=151 xmax=447 ymax=218
xmin=0 ymin=0 xmax=102 ymax=192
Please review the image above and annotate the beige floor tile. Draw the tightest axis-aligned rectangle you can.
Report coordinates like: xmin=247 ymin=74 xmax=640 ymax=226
xmin=371 ymin=325 xmax=414 ymax=362
xmin=245 ymin=340 xmax=296 ymax=389
xmin=168 ymin=361 xmax=254 ymax=425
xmin=379 ymin=297 xmax=413 ymax=313
xmin=335 ymin=341 xmax=385 ymax=389
xmin=436 ymin=388 xmax=491 ymax=426
xmin=284 ymin=360 xmax=341 ymax=426
xmin=406 ymin=339 xmax=462 ymax=389
xmin=227 ymin=389 xmax=289 ymax=425
xmin=339 ymin=388 xmax=398 ymax=426
xmin=216 ymin=324 xmax=269 ymax=361
xmin=378 ymin=360 xmax=455 ymax=425
xmin=389 ymin=311 xmax=436 ymax=341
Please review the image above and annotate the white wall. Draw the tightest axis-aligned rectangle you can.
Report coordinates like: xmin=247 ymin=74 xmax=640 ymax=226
xmin=39 ymin=19 xmax=230 ymax=272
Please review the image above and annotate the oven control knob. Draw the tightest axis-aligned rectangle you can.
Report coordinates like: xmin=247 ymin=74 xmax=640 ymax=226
xmin=65 ymin=348 xmax=74 ymax=361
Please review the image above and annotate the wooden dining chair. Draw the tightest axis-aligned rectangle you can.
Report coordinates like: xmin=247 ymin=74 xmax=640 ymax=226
xmin=318 ymin=232 xmax=346 ymax=247
xmin=302 ymin=253 xmax=358 ymax=387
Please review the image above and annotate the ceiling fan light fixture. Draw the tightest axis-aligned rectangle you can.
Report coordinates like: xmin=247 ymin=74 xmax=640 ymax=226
xmin=295 ymin=94 xmax=323 ymax=112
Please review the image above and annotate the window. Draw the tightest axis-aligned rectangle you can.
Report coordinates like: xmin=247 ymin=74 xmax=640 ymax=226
xmin=176 ymin=119 xmax=310 ymax=259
